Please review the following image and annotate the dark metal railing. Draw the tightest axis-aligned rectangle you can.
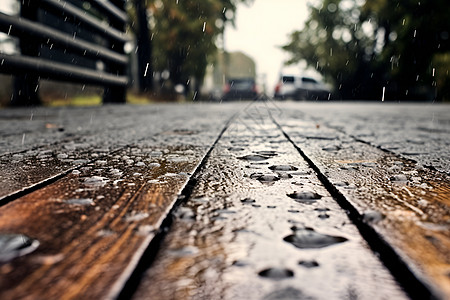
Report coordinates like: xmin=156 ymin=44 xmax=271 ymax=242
xmin=0 ymin=0 xmax=130 ymax=105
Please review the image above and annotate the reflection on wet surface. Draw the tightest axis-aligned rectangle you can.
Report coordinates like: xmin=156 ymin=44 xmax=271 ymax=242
xmin=0 ymin=234 xmax=39 ymax=262
xmin=283 ymin=227 xmax=347 ymax=249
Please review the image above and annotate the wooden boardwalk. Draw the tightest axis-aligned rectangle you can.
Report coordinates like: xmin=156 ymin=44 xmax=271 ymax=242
xmin=0 ymin=101 xmax=449 ymax=299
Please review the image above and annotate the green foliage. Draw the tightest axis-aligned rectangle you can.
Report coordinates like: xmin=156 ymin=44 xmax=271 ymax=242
xmin=283 ymin=0 xmax=450 ymax=100
xmin=149 ymin=0 xmax=251 ymax=92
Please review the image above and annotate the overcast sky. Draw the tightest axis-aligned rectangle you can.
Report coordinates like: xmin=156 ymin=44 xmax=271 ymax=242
xmin=225 ymin=0 xmax=311 ymax=92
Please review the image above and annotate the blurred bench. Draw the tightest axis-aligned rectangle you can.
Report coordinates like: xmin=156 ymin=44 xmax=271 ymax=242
xmin=0 ymin=0 xmax=129 ymax=105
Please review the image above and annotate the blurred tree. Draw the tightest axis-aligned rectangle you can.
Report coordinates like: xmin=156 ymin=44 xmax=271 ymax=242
xmin=282 ymin=0 xmax=450 ymax=101
xmin=148 ymin=0 xmax=252 ymax=97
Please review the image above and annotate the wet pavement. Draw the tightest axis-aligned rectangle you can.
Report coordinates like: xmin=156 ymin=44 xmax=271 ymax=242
xmin=0 ymin=101 xmax=449 ymax=299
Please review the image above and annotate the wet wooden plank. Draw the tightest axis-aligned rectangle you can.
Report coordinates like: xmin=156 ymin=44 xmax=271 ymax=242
xmin=0 ymin=144 xmax=208 ymax=299
xmin=0 ymin=104 xmax=240 ymax=202
xmin=132 ymin=104 xmax=408 ymax=299
xmin=0 ymin=103 xmax=245 ymax=299
xmin=274 ymin=103 xmax=450 ymax=299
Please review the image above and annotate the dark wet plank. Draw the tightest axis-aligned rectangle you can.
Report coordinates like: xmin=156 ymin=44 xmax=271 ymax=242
xmin=132 ymin=104 xmax=408 ymax=299
xmin=0 ymin=104 xmax=239 ymax=202
xmin=273 ymin=103 xmax=450 ymax=299
xmin=0 ymin=104 xmax=244 ymax=299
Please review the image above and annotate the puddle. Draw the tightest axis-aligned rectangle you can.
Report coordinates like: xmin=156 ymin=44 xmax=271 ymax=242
xmin=0 ymin=234 xmax=40 ymax=262
xmin=284 ymin=227 xmax=347 ymax=249
xmin=258 ymin=267 xmax=294 ymax=280
xmin=269 ymin=165 xmax=298 ymax=171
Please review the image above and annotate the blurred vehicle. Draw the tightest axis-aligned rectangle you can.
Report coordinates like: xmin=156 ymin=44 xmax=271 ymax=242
xmin=274 ymin=75 xmax=331 ymax=100
xmin=222 ymin=78 xmax=258 ymax=100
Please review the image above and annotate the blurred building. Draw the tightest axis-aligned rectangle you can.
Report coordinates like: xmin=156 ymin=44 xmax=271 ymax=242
xmin=202 ymin=51 xmax=256 ymax=100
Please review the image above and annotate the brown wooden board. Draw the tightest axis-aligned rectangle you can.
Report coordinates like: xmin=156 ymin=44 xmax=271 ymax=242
xmin=0 ymin=104 xmax=243 ymax=299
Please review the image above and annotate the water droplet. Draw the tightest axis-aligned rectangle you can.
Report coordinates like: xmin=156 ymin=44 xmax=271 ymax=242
xmin=65 ymin=198 xmax=94 ymax=206
xmin=322 ymin=145 xmax=341 ymax=151
xmin=170 ymin=246 xmax=199 ymax=257
xmin=135 ymin=162 xmax=146 ymax=167
xmin=97 ymin=229 xmax=115 ymax=237
xmin=57 ymin=153 xmax=68 ymax=159
xmin=291 ymin=170 xmax=310 ymax=176
xmin=298 ymin=260 xmax=320 ymax=268
xmin=318 ymin=213 xmax=330 ymax=219
xmin=175 ymin=207 xmax=195 ymax=220
xmin=110 ymin=169 xmax=123 ymax=176
xmin=167 ymin=155 xmax=188 ymax=163
xmin=12 ymin=154 xmax=24 ymax=160
xmin=95 ymin=160 xmax=107 ymax=166
xmin=71 ymin=170 xmax=81 ymax=175
xmin=251 ymin=173 xmax=280 ymax=183
xmin=83 ymin=176 xmax=109 ymax=187
xmin=314 ymin=208 xmax=330 ymax=212
xmin=228 ymin=147 xmax=245 ymax=152
xmin=287 ymin=191 xmax=322 ymax=203
xmin=362 ymin=210 xmax=384 ymax=224
xmin=277 ymin=173 xmax=293 ymax=179
xmin=258 ymin=267 xmax=294 ymax=279
xmin=232 ymin=260 xmax=248 ymax=267
xmin=269 ymin=165 xmax=298 ymax=171
xmin=150 ymin=151 xmax=163 ymax=157
xmin=125 ymin=212 xmax=149 ymax=222
xmin=191 ymin=196 xmax=209 ymax=203
xmin=284 ymin=227 xmax=347 ymax=249
xmin=390 ymin=174 xmax=408 ymax=182
xmin=255 ymin=150 xmax=278 ymax=157
xmin=238 ymin=154 xmax=270 ymax=161
xmin=137 ymin=225 xmax=156 ymax=236
xmin=241 ymin=198 xmax=256 ymax=204
xmin=0 ymin=234 xmax=39 ymax=262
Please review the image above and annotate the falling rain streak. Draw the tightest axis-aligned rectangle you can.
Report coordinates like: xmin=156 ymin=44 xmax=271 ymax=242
xmin=144 ymin=63 xmax=149 ymax=77
xmin=382 ymin=86 xmax=386 ymax=101
xmin=202 ymin=22 xmax=206 ymax=32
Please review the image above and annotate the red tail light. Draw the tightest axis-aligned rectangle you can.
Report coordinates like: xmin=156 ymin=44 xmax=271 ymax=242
xmin=223 ymin=83 xmax=230 ymax=93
